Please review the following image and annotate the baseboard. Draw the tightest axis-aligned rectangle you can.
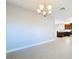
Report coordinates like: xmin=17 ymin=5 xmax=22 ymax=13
xmin=7 ymin=39 xmax=55 ymax=54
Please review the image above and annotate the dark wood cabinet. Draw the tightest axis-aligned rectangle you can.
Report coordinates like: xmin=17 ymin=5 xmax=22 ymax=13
xmin=57 ymin=31 xmax=72 ymax=37
xmin=65 ymin=23 xmax=72 ymax=29
xmin=57 ymin=32 xmax=64 ymax=37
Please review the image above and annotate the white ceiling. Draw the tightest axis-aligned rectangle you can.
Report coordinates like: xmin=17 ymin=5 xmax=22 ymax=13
xmin=6 ymin=0 xmax=72 ymax=23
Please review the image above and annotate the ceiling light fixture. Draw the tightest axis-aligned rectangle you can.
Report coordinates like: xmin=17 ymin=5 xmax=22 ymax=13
xmin=36 ymin=0 xmax=52 ymax=17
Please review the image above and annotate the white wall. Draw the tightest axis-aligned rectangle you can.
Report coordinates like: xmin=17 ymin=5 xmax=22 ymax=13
xmin=6 ymin=3 xmax=55 ymax=52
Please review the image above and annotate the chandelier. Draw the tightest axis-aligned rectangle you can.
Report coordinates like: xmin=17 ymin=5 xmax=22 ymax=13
xmin=36 ymin=0 xmax=52 ymax=17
